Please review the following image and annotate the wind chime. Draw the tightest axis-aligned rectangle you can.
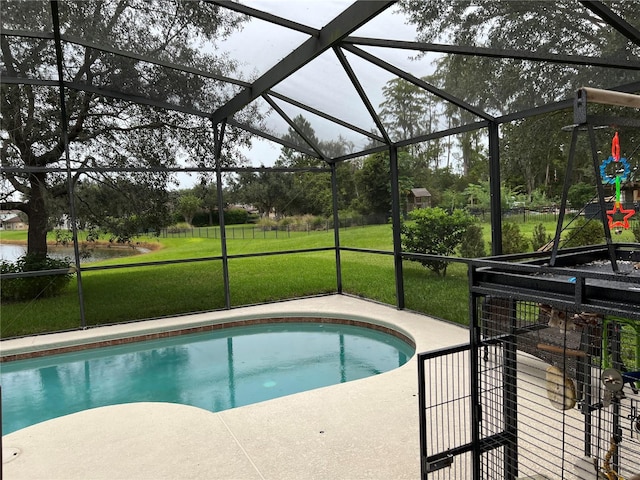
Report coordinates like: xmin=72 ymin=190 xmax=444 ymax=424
xmin=600 ymin=132 xmax=635 ymax=235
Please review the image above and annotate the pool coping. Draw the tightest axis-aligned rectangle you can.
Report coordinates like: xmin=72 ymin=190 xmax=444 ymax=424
xmin=0 ymin=314 xmax=415 ymax=362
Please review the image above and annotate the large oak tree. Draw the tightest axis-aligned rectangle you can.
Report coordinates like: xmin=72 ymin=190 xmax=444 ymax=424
xmin=1 ymin=1 xmax=259 ymax=257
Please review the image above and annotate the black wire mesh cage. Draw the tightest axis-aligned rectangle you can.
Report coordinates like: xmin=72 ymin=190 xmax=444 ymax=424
xmin=418 ymin=252 xmax=640 ymax=480
xmin=480 ymin=297 xmax=640 ymax=479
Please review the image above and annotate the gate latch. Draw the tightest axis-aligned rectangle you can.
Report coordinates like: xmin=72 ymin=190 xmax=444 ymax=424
xmin=425 ymin=454 xmax=454 ymax=473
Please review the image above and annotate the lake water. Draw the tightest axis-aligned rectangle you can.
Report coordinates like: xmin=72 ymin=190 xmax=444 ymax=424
xmin=0 ymin=243 xmax=147 ymax=264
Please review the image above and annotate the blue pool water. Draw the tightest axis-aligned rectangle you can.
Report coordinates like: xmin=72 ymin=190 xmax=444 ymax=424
xmin=1 ymin=322 xmax=414 ymax=434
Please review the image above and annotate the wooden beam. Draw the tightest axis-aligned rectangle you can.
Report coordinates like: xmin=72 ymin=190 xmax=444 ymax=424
xmin=537 ymin=343 xmax=586 ymax=358
xmin=579 ymin=87 xmax=640 ymax=108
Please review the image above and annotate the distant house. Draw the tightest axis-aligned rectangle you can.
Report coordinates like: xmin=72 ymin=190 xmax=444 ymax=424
xmin=407 ymin=188 xmax=432 ymax=212
xmin=584 ymin=181 xmax=639 ymax=218
xmin=0 ymin=211 xmax=27 ymax=230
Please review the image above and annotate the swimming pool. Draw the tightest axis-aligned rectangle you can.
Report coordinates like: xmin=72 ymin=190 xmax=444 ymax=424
xmin=1 ymin=321 xmax=414 ymax=434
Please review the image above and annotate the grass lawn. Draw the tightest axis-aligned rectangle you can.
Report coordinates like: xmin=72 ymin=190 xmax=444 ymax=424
xmin=1 ymin=219 xmax=636 ymax=338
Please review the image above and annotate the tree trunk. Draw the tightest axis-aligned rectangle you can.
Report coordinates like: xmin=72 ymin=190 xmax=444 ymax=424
xmin=26 ymin=173 xmax=50 ymax=258
xmin=461 ymin=133 xmax=472 ymax=177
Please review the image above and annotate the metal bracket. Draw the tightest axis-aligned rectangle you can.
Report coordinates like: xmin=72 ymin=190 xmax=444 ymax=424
xmin=574 ymin=88 xmax=587 ymax=124
xmin=425 ymin=454 xmax=454 ymax=473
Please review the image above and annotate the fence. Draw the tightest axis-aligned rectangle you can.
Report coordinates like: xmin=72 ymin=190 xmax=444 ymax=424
xmin=160 ymin=214 xmax=389 ymax=239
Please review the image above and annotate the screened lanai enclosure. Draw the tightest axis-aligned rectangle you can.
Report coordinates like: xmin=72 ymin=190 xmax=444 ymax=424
xmin=1 ymin=1 xmax=640 ymax=477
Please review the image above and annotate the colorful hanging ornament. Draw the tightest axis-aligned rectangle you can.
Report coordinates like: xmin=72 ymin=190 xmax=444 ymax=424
xmin=600 ymin=132 xmax=635 ymax=234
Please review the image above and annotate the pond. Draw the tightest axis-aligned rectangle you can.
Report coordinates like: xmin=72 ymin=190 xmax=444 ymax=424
xmin=0 ymin=243 xmax=148 ymax=264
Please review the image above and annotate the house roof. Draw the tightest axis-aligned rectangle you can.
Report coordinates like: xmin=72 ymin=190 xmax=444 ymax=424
xmin=410 ymin=188 xmax=431 ymax=198
xmin=0 ymin=211 xmax=21 ymax=222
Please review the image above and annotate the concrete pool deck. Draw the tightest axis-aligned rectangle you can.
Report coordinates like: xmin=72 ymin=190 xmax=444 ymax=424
xmin=1 ymin=295 xmax=469 ymax=480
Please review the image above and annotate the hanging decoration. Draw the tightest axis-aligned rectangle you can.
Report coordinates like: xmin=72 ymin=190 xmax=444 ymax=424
xmin=600 ymin=132 xmax=635 ymax=234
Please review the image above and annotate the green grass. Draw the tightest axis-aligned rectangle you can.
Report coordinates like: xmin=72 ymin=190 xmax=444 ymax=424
xmin=1 ymin=219 xmax=636 ymax=338
xmin=1 ymin=226 xmax=406 ymax=338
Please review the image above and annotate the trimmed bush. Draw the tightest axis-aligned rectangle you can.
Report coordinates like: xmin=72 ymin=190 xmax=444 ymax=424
xmin=460 ymin=224 xmax=486 ymax=258
xmin=562 ymin=218 xmax=605 ymax=247
xmin=501 ymin=222 xmax=529 ymax=254
xmin=1 ymin=254 xmax=73 ymax=302
xmin=224 ymin=208 xmax=249 ymax=225
xmin=531 ymin=223 xmax=552 ymax=251
xmin=401 ymin=207 xmax=475 ymax=276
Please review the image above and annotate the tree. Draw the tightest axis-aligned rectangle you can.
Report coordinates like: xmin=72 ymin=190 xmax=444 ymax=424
xmin=501 ymin=112 xmax=569 ymax=202
xmin=230 ymin=168 xmax=291 ymax=218
xmin=401 ymin=1 xmax=639 ymax=112
xmin=463 ymin=182 xmax=491 ymax=211
xmin=177 ymin=194 xmax=202 ymax=226
xmin=273 ymin=116 xmax=357 ymax=217
xmin=429 ymin=56 xmax=490 ymax=179
xmin=400 ymin=207 xmax=475 ymax=276
xmin=1 ymin=1 xmax=256 ymax=258
xmin=75 ymin=178 xmax=171 ymax=239
xmin=401 ymin=1 xmax=638 ymax=185
xmin=191 ymin=180 xmax=218 ymax=226
xmin=567 ymin=182 xmax=597 ymax=209
xmin=463 ymin=180 xmax=523 ymax=211
xmin=354 ymin=152 xmax=391 ymax=217
xmin=379 ymin=78 xmax=434 ymax=141
xmin=439 ymin=188 xmax=467 ymax=211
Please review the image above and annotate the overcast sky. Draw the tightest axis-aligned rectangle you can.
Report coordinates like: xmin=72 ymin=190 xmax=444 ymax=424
xmin=176 ymin=2 xmax=428 ymax=189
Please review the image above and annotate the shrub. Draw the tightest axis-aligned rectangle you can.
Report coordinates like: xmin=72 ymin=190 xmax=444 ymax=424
xmin=632 ymin=221 xmax=640 ymax=243
xmin=278 ymin=216 xmax=295 ymax=228
xmin=257 ymin=217 xmax=276 ymax=231
xmin=400 ymin=207 xmax=475 ymax=276
xmin=311 ymin=216 xmax=328 ymax=230
xmin=459 ymin=224 xmax=486 ymax=258
xmin=531 ymin=223 xmax=552 ymax=251
xmin=166 ymin=222 xmax=191 ymax=233
xmin=191 ymin=211 xmax=211 ymax=227
xmin=191 ymin=208 xmax=249 ymax=226
xmin=224 ymin=208 xmax=249 ymax=225
xmin=562 ymin=218 xmax=605 ymax=247
xmin=501 ymin=222 xmax=529 ymax=254
xmin=279 ymin=215 xmax=309 ymax=232
xmin=1 ymin=254 xmax=73 ymax=302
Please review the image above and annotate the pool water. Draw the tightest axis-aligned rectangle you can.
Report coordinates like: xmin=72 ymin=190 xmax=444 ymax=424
xmin=1 ymin=322 xmax=414 ymax=434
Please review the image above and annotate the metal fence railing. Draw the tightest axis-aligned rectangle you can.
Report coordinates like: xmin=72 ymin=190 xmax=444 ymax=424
xmin=160 ymin=215 xmax=390 ymax=239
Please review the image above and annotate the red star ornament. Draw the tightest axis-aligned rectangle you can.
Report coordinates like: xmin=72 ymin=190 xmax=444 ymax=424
xmin=606 ymin=201 xmax=635 ymax=230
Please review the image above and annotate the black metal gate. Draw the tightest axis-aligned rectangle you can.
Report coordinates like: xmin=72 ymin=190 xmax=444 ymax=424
xmin=418 ymin=336 xmax=518 ymax=480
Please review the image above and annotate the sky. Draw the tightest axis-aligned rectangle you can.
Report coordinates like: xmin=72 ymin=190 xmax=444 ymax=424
xmin=213 ymin=2 xmax=428 ymax=165
xmin=172 ymin=1 xmax=436 ymax=189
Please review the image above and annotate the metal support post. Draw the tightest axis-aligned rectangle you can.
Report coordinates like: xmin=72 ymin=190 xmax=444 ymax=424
xmin=389 ymin=145 xmax=405 ymax=309
xmin=330 ymin=162 xmax=343 ymax=293
xmin=213 ymin=120 xmax=231 ymax=309
xmin=488 ymin=122 xmax=502 ymax=255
